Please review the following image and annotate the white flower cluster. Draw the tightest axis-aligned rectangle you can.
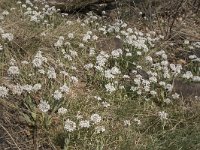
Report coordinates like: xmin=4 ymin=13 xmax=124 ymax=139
xmin=47 ymin=67 xmax=56 ymax=79
xmin=158 ymin=111 xmax=168 ymax=120
xmin=105 ymin=83 xmax=116 ymax=93
xmin=54 ymin=36 xmax=64 ymax=47
xmin=32 ymin=51 xmax=47 ymax=68
xmin=22 ymin=1 xmax=57 ymax=23
xmin=105 ymin=66 xmax=121 ymax=79
xmin=64 ymin=113 xmax=103 ymax=132
xmin=38 ymin=100 xmax=50 ymax=113
xmin=7 ymin=66 xmax=20 ymax=76
xmin=1 ymin=33 xmax=14 ymax=41
xmin=0 ymin=86 xmax=9 ymax=97
xmin=64 ymin=119 xmax=76 ymax=132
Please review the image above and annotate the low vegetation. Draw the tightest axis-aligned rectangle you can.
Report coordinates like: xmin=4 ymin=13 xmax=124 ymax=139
xmin=0 ymin=0 xmax=199 ymax=149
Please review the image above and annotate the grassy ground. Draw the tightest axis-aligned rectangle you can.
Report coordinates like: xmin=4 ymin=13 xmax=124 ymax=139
xmin=0 ymin=0 xmax=200 ymax=150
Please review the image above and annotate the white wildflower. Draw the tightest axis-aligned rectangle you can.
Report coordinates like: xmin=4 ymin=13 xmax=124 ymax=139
xmin=145 ymin=56 xmax=153 ymax=63
xmin=58 ymin=107 xmax=67 ymax=115
xmin=184 ymin=40 xmax=189 ymax=45
xmin=137 ymin=51 xmax=142 ymax=56
xmin=32 ymin=83 xmax=42 ymax=91
xmin=189 ymin=55 xmax=197 ymax=59
xmin=54 ymin=36 xmax=64 ymax=47
xmin=111 ymin=66 xmax=121 ymax=75
xmin=32 ymin=51 xmax=47 ymax=68
xmin=172 ymin=93 xmax=180 ymax=99
xmin=92 ymin=35 xmax=98 ymax=40
xmin=95 ymin=126 xmax=105 ymax=133
xmin=149 ymin=76 xmax=157 ymax=83
xmin=68 ymin=33 xmax=74 ymax=39
xmin=90 ymin=114 xmax=101 ymax=124
xmin=32 ymin=58 xmax=43 ymax=68
xmin=83 ymin=34 xmax=91 ymax=42
xmin=7 ymin=66 xmax=20 ymax=75
xmin=84 ymin=63 xmax=93 ymax=70
xmin=105 ymin=83 xmax=116 ymax=93
xmin=70 ymin=76 xmax=78 ymax=83
xmin=89 ymin=48 xmax=95 ymax=56
xmin=53 ymin=90 xmax=62 ymax=100
xmin=105 ymin=70 xmax=115 ymax=79
xmin=165 ymin=84 xmax=173 ymax=92
xmin=0 ymin=44 xmax=3 ymax=51
xmin=2 ymin=33 xmax=14 ymax=41
xmin=38 ymin=69 xmax=45 ymax=74
xmin=134 ymin=118 xmax=141 ymax=125
xmin=163 ymin=98 xmax=171 ymax=104
xmin=111 ymin=49 xmax=122 ymax=58
xmin=69 ymin=50 xmax=78 ymax=57
xmin=124 ymin=120 xmax=131 ymax=126
xmin=159 ymin=81 xmax=166 ymax=87
xmin=158 ymin=111 xmax=168 ymax=120
xmin=182 ymin=71 xmax=193 ymax=79
xmin=94 ymin=96 xmax=102 ymax=101
xmin=60 ymin=84 xmax=69 ymax=93
xmin=22 ymin=84 xmax=33 ymax=93
xmin=123 ymin=75 xmax=130 ymax=79
xmin=150 ymin=90 xmax=157 ymax=96
xmin=47 ymin=67 xmax=56 ymax=79
xmin=0 ymin=86 xmax=9 ymax=97
xmin=21 ymin=60 xmax=29 ymax=64
xmin=102 ymin=101 xmax=110 ymax=108
xmin=64 ymin=119 xmax=76 ymax=132
xmin=79 ymin=120 xmax=90 ymax=128
xmin=38 ymin=100 xmax=50 ymax=113
xmin=60 ymin=71 xmax=68 ymax=76
xmin=11 ymin=84 xmax=23 ymax=95
xmin=193 ymin=76 xmax=200 ymax=82
xmin=2 ymin=10 xmax=9 ymax=16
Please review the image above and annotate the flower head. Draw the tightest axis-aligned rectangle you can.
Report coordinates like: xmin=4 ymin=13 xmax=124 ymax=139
xmin=0 ymin=86 xmax=9 ymax=97
xmin=90 ymin=114 xmax=101 ymax=124
xmin=79 ymin=120 xmax=90 ymax=128
xmin=38 ymin=100 xmax=50 ymax=113
xmin=64 ymin=119 xmax=76 ymax=132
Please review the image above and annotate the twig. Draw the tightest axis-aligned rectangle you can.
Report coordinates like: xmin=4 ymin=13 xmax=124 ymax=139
xmin=0 ymin=123 xmax=21 ymax=150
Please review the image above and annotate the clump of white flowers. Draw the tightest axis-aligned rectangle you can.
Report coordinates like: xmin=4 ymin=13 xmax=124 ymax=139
xmin=182 ymin=71 xmax=193 ymax=79
xmin=10 ymin=84 xmax=23 ymax=95
xmin=158 ymin=111 xmax=168 ymax=120
xmin=79 ymin=120 xmax=90 ymax=128
xmin=7 ymin=66 xmax=20 ymax=76
xmin=47 ymin=67 xmax=56 ymax=79
xmin=32 ymin=51 xmax=47 ymax=68
xmin=54 ymin=36 xmax=64 ymax=47
xmin=59 ymin=84 xmax=69 ymax=93
xmin=58 ymin=107 xmax=68 ymax=115
xmin=111 ymin=48 xmax=123 ymax=58
xmin=38 ymin=100 xmax=50 ymax=113
xmin=0 ymin=86 xmax=9 ymax=97
xmin=124 ymin=120 xmax=131 ymax=126
xmin=32 ymin=83 xmax=42 ymax=92
xmin=105 ymin=83 xmax=116 ymax=93
xmin=1 ymin=33 xmax=14 ymax=41
xmin=90 ymin=114 xmax=102 ymax=124
xmin=64 ymin=119 xmax=76 ymax=132
xmin=22 ymin=84 xmax=33 ymax=93
xmin=95 ymin=126 xmax=105 ymax=133
xmin=53 ymin=90 xmax=63 ymax=100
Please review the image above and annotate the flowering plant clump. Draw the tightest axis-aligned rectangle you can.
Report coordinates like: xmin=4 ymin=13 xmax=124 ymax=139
xmin=0 ymin=0 xmax=200 ymax=149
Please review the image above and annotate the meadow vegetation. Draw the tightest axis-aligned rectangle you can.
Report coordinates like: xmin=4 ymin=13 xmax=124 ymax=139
xmin=0 ymin=0 xmax=200 ymax=149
